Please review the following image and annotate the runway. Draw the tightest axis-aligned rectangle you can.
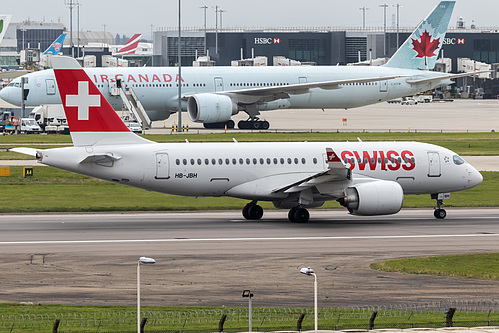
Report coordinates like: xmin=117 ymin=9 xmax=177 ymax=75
xmin=1 ymin=209 xmax=499 ymax=307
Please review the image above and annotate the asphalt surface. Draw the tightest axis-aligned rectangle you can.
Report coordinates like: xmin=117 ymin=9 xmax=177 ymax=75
xmin=1 ymin=209 xmax=498 ymax=307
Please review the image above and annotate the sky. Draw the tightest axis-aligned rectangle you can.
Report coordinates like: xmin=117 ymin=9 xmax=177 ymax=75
xmin=2 ymin=1 xmax=498 ymax=40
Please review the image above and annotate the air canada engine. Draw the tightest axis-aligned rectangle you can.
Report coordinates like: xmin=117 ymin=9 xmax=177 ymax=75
xmin=338 ymin=180 xmax=403 ymax=216
xmin=187 ymin=93 xmax=238 ymax=123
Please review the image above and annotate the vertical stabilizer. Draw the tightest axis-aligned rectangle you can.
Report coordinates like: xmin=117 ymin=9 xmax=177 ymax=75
xmin=114 ymin=34 xmax=142 ymax=55
xmin=0 ymin=15 xmax=12 ymax=46
xmin=51 ymin=56 xmax=152 ymax=147
xmin=384 ymin=1 xmax=455 ymax=70
xmin=43 ymin=33 xmax=67 ymax=55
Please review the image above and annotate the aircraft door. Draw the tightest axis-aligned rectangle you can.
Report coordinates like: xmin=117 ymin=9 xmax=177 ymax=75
xmin=155 ymin=153 xmax=170 ymax=179
xmin=46 ymin=79 xmax=56 ymax=95
xmin=379 ymin=80 xmax=388 ymax=92
xmin=299 ymin=77 xmax=307 ymax=84
xmin=427 ymin=152 xmax=441 ymax=177
xmin=214 ymin=77 xmax=224 ymax=91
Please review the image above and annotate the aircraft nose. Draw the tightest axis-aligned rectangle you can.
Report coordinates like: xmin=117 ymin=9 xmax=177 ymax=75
xmin=0 ymin=88 xmax=11 ymax=103
xmin=468 ymin=166 xmax=483 ymax=188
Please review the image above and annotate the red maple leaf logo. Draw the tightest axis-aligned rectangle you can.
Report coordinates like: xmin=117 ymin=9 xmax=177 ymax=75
xmin=411 ymin=30 xmax=440 ymax=65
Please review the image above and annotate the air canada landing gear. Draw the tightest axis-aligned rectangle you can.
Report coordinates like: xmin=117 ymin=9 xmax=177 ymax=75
xmin=431 ymin=193 xmax=449 ymax=219
xmin=238 ymin=120 xmax=270 ymax=130
xmin=203 ymin=120 xmax=235 ymax=129
xmin=288 ymin=206 xmax=310 ymax=223
xmin=242 ymin=201 xmax=263 ymax=220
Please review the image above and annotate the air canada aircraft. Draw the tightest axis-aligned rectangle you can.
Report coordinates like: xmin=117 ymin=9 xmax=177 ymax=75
xmin=11 ymin=56 xmax=483 ymax=222
xmin=1 ymin=1 xmax=477 ymax=130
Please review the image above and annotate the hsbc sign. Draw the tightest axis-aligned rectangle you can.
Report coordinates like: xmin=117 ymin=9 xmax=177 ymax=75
xmin=254 ymin=37 xmax=281 ymax=45
xmin=443 ymin=37 xmax=465 ymax=45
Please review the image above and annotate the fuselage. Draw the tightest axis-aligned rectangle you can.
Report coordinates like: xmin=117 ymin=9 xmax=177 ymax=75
xmin=1 ymin=66 xmax=452 ymax=121
xmin=38 ymin=141 xmax=482 ymax=202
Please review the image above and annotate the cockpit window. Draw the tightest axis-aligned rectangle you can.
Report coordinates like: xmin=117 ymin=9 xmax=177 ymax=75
xmin=453 ymin=155 xmax=465 ymax=165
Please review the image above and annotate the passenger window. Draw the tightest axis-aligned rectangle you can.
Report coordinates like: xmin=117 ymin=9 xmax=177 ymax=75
xmin=253 ymin=158 xmax=257 ymax=165
xmin=190 ymin=159 xmax=195 ymax=165
xmin=301 ymin=158 xmax=306 ymax=164
xmin=197 ymin=159 xmax=202 ymax=165
xmin=212 ymin=158 xmax=216 ymax=165
xmin=239 ymin=158 xmax=244 ymax=165
xmin=246 ymin=158 xmax=250 ymax=165
xmin=225 ymin=158 xmax=230 ymax=165
xmin=287 ymin=158 xmax=292 ymax=164
xmin=176 ymin=159 xmax=180 ymax=165
xmin=294 ymin=158 xmax=298 ymax=164
xmin=313 ymin=158 xmax=317 ymax=164
xmin=183 ymin=159 xmax=187 ymax=165
xmin=280 ymin=158 xmax=284 ymax=164
xmin=273 ymin=158 xmax=278 ymax=164
xmin=205 ymin=158 xmax=209 ymax=165
xmin=259 ymin=158 xmax=264 ymax=164
xmin=218 ymin=158 xmax=223 ymax=165
xmin=232 ymin=158 xmax=237 ymax=165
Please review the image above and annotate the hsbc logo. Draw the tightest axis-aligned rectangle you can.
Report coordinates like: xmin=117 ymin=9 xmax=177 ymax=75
xmin=254 ymin=37 xmax=281 ymax=45
xmin=443 ymin=37 xmax=465 ymax=45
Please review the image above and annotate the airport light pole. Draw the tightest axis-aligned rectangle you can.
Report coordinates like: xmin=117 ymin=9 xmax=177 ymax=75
xmin=242 ymin=290 xmax=253 ymax=332
xmin=219 ymin=9 xmax=226 ymax=29
xmin=137 ymin=257 xmax=155 ymax=333
xmin=65 ymin=0 xmax=75 ymax=57
xmin=200 ymin=6 xmax=208 ymax=55
xmin=76 ymin=1 xmax=81 ymax=58
xmin=359 ymin=7 xmax=369 ymax=30
xmin=394 ymin=4 xmax=402 ymax=49
xmin=300 ymin=267 xmax=318 ymax=331
xmin=379 ymin=4 xmax=388 ymax=56
xmin=215 ymin=5 xmax=219 ymax=55
xmin=177 ymin=0 xmax=182 ymax=132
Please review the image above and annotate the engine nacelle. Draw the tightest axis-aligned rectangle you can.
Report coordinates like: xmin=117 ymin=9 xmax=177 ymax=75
xmin=339 ymin=180 xmax=403 ymax=216
xmin=187 ymin=93 xmax=238 ymax=123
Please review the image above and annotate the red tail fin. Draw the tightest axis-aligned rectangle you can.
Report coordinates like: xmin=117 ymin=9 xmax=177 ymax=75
xmin=114 ymin=34 xmax=142 ymax=55
xmin=52 ymin=56 xmax=151 ymax=146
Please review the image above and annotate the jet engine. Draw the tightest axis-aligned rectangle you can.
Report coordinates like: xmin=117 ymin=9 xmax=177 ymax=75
xmin=187 ymin=93 xmax=238 ymax=123
xmin=338 ymin=180 xmax=403 ymax=216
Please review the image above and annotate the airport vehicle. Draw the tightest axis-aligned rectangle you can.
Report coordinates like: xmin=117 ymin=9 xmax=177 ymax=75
xmin=1 ymin=1 xmax=476 ymax=130
xmin=113 ymin=34 xmax=142 ymax=56
xmin=29 ymin=104 xmax=68 ymax=133
xmin=11 ymin=57 xmax=483 ymax=222
xmin=43 ymin=33 xmax=67 ymax=55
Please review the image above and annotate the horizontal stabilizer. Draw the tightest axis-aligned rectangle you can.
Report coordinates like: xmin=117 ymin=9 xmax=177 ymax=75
xmin=9 ymin=147 xmax=38 ymax=157
xmin=406 ymin=71 xmax=490 ymax=85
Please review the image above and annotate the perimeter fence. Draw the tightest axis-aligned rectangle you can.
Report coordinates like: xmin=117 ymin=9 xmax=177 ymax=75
xmin=2 ymin=300 xmax=499 ymax=332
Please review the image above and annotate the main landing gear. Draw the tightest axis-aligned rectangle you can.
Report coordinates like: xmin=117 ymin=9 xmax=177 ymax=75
xmin=431 ymin=193 xmax=449 ymax=219
xmin=241 ymin=201 xmax=310 ymax=223
xmin=238 ymin=119 xmax=270 ymax=130
xmin=203 ymin=120 xmax=235 ymax=129
xmin=242 ymin=201 xmax=264 ymax=220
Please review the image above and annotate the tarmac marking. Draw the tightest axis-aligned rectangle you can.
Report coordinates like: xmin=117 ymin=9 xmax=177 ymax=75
xmin=1 ymin=233 xmax=499 ymax=245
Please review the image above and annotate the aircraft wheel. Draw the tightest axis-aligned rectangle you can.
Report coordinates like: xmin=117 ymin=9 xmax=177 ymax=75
xmin=247 ymin=204 xmax=263 ymax=220
xmin=288 ymin=207 xmax=297 ymax=222
xmin=262 ymin=121 xmax=270 ymax=130
xmin=252 ymin=121 xmax=261 ymax=129
xmin=237 ymin=120 xmax=248 ymax=130
xmin=226 ymin=120 xmax=235 ymax=129
xmin=434 ymin=209 xmax=447 ymax=219
xmin=242 ymin=204 xmax=251 ymax=219
xmin=293 ymin=207 xmax=310 ymax=223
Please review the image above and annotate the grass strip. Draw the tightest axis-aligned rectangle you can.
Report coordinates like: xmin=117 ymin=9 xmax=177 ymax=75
xmin=371 ymin=253 xmax=499 ymax=280
xmin=0 ymin=303 xmax=498 ymax=333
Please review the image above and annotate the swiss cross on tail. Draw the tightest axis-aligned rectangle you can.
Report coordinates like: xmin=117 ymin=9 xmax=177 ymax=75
xmin=326 ymin=147 xmax=350 ymax=180
xmin=52 ymin=57 xmax=129 ymax=133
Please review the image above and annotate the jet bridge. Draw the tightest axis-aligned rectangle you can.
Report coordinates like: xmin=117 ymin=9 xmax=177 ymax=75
xmin=115 ymin=83 xmax=151 ymax=130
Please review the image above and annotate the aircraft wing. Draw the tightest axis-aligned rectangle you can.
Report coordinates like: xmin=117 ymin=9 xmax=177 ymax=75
xmin=406 ymin=71 xmax=490 ymax=85
xmin=272 ymin=148 xmax=351 ymax=194
xmin=183 ymin=75 xmax=403 ymax=102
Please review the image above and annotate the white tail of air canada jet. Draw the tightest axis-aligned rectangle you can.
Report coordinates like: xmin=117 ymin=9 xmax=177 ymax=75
xmin=0 ymin=1 xmax=481 ymax=130
xmin=11 ymin=56 xmax=483 ymax=223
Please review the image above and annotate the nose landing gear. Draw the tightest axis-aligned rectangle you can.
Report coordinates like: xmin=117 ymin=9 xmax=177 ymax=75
xmin=431 ymin=193 xmax=450 ymax=219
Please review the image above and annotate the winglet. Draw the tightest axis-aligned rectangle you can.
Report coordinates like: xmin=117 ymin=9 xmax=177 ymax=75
xmin=51 ymin=56 xmax=152 ymax=147
xmin=385 ymin=1 xmax=455 ymax=70
xmin=326 ymin=148 xmax=351 ymax=179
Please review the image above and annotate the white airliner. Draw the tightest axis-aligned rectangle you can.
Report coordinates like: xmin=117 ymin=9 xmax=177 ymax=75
xmin=0 ymin=1 xmax=476 ymax=130
xmin=11 ymin=56 xmax=483 ymax=222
